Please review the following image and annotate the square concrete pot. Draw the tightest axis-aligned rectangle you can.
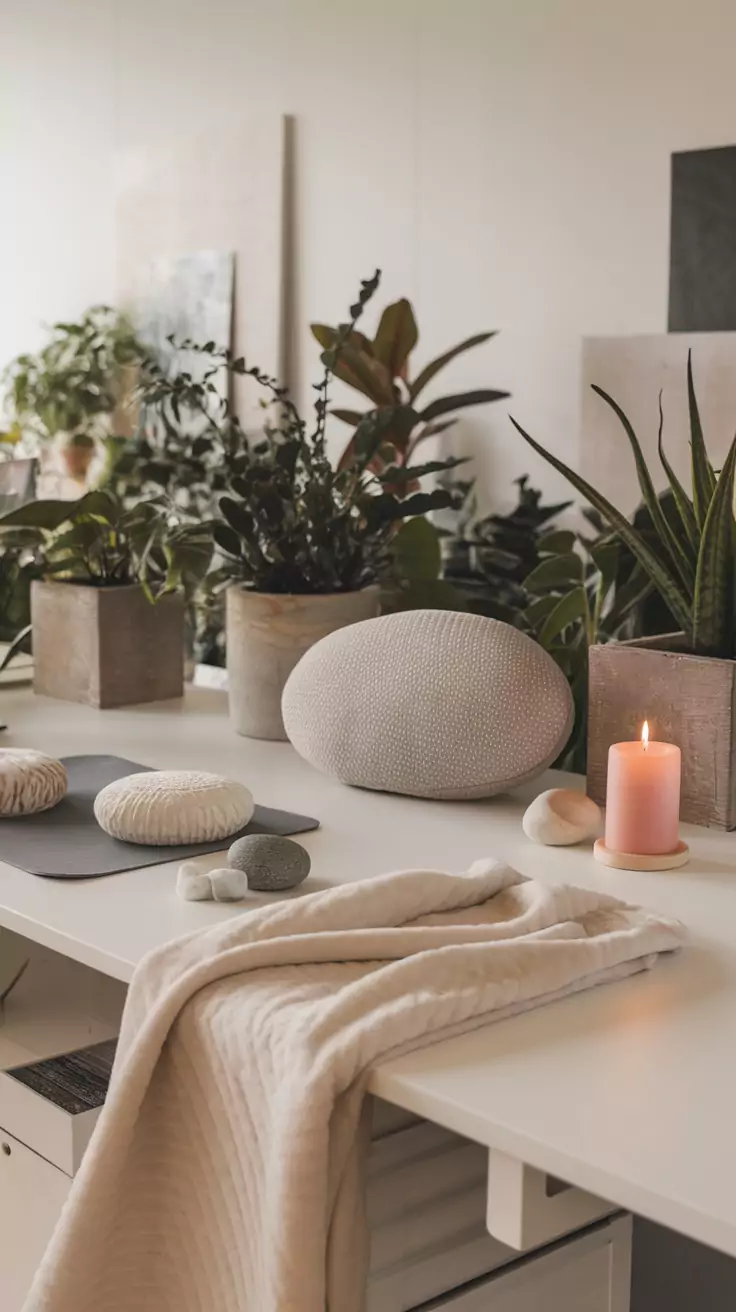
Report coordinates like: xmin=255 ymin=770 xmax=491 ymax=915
xmin=31 ymin=580 xmax=184 ymax=709
xmin=588 ymin=634 xmax=736 ymax=829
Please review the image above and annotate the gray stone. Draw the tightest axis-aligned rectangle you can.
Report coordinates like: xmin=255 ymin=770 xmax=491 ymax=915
xmin=227 ymin=834 xmax=311 ymax=892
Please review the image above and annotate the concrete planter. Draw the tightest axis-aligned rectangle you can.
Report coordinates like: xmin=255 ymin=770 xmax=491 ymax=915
xmin=226 ymin=586 xmax=380 ymax=740
xmin=31 ymin=580 xmax=184 ymax=709
xmin=588 ymin=633 xmax=736 ymax=829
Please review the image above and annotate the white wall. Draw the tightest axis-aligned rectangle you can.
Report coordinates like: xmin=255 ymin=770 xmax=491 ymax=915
xmin=4 ymin=0 xmax=736 ymax=511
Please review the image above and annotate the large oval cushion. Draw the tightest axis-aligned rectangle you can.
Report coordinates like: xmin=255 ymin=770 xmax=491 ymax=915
xmin=282 ymin=610 xmax=574 ymax=800
xmin=0 ymin=749 xmax=67 ymax=816
xmin=94 ymin=770 xmax=254 ymax=845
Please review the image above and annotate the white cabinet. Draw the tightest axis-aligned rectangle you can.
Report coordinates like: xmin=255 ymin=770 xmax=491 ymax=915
xmin=0 ymin=1129 xmax=71 ymax=1309
xmin=431 ymin=1216 xmax=631 ymax=1312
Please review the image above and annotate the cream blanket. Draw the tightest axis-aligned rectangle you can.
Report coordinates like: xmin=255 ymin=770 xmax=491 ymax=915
xmin=25 ymin=861 xmax=682 ymax=1312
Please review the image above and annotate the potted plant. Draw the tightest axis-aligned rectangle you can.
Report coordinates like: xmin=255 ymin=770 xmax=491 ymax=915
xmin=311 ymin=297 xmax=508 ymax=477
xmin=2 ymin=306 xmax=145 ymax=484
xmin=0 ymin=490 xmax=211 ymax=707
xmin=139 ymin=272 xmax=460 ymax=739
xmin=510 ymin=351 xmax=736 ymax=828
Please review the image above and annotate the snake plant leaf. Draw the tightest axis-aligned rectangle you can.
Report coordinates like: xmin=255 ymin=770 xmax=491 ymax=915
xmin=692 ymin=432 xmax=736 ymax=657
xmin=420 ymin=389 xmax=510 ymax=423
xmin=538 ymin=586 xmax=589 ymax=648
xmin=509 ymin=415 xmax=693 ymax=635
xmin=409 ymin=332 xmax=497 ymax=402
xmin=524 ymin=552 xmax=584 ymax=592
xmin=688 ymin=349 xmax=716 ymax=530
xmin=656 ymin=391 xmax=699 ymax=560
xmin=372 ymin=299 xmax=418 ymax=377
xmin=590 ymin=384 xmax=695 ymax=593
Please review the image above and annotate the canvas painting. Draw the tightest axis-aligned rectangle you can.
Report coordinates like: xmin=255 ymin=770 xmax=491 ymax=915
xmin=133 ymin=250 xmax=234 ymax=397
xmin=669 ymin=145 xmax=736 ymax=332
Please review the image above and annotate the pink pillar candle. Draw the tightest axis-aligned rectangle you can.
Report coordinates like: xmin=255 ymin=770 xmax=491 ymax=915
xmin=604 ymin=739 xmax=681 ymax=856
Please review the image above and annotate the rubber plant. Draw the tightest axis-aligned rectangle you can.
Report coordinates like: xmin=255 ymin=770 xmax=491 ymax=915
xmin=310 ymin=298 xmax=508 ymax=479
xmin=510 ymin=351 xmax=736 ymax=659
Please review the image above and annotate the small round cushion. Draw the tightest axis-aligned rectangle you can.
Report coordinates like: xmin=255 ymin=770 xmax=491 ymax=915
xmin=282 ymin=610 xmax=574 ymax=800
xmin=93 ymin=770 xmax=254 ymax=845
xmin=0 ymin=749 xmax=68 ymax=817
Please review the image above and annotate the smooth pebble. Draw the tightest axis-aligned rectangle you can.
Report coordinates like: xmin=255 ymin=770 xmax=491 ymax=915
xmin=522 ymin=788 xmax=602 ymax=846
xmin=177 ymin=862 xmax=213 ymax=902
xmin=210 ymin=867 xmax=248 ymax=902
xmin=228 ymin=834 xmax=311 ymax=892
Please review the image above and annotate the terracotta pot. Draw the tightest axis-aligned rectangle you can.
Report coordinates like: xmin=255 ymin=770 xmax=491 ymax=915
xmin=226 ymin=586 xmax=380 ymax=740
xmin=61 ymin=437 xmax=96 ymax=482
xmin=31 ymin=580 xmax=184 ymax=708
xmin=588 ymin=633 xmax=736 ymax=829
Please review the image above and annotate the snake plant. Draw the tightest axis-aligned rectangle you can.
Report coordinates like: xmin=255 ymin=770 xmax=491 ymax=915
xmin=510 ymin=351 xmax=736 ymax=659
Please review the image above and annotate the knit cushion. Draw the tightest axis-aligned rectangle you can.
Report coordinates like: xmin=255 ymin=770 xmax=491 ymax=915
xmin=94 ymin=770 xmax=254 ymax=845
xmin=0 ymin=749 xmax=68 ymax=816
xmin=282 ymin=610 xmax=574 ymax=800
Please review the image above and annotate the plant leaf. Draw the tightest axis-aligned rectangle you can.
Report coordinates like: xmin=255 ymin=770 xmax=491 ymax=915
xmin=688 ymin=349 xmax=716 ymax=530
xmin=372 ymin=299 xmax=418 ymax=377
xmin=591 ymin=384 xmax=695 ymax=593
xmin=692 ymin=432 xmax=736 ymax=656
xmin=537 ymin=529 xmax=577 ymax=555
xmin=420 ymin=389 xmax=510 ymax=424
xmin=391 ymin=516 xmax=442 ymax=581
xmin=409 ymin=333 xmax=497 ymax=401
xmin=538 ymin=586 xmax=588 ymax=648
xmin=509 ymin=415 xmax=693 ymax=634
xmin=524 ymin=552 xmax=584 ymax=592
xmin=329 ymin=408 xmax=365 ymax=427
xmin=321 ymin=344 xmax=395 ymax=406
xmin=656 ymin=390 xmax=699 ymax=559
xmin=0 ymin=499 xmax=74 ymax=531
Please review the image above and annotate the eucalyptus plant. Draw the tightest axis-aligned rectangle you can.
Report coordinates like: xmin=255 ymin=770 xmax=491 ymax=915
xmin=511 ymin=352 xmax=736 ymax=659
xmin=310 ymin=297 xmax=508 ymax=477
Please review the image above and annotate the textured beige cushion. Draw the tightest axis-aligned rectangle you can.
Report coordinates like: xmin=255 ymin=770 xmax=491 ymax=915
xmin=282 ymin=610 xmax=574 ymax=800
xmin=0 ymin=749 xmax=68 ymax=816
xmin=94 ymin=771 xmax=254 ymax=845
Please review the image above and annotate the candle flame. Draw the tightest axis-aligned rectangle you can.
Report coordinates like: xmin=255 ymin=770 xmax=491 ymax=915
xmin=642 ymin=720 xmax=649 ymax=751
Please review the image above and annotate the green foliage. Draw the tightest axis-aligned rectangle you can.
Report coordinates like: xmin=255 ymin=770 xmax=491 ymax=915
xmin=0 ymin=489 xmax=212 ymax=602
xmin=510 ymin=352 xmax=736 ymax=658
xmin=443 ymin=476 xmax=572 ymax=623
xmin=2 ymin=306 xmax=146 ymax=442
xmin=137 ymin=272 xmax=458 ymax=597
xmin=310 ymin=298 xmax=508 ymax=478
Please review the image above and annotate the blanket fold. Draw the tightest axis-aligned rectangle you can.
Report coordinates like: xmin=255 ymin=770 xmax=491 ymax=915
xmin=25 ymin=860 xmax=683 ymax=1312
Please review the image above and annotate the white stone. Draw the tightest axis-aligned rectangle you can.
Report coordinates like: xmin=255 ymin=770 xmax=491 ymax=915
xmin=94 ymin=770 xmax=254 ymax=844
xmin=0 ymin=749 xmax=67 ymax=817
xmin=210 ymin=867 xmax=248 ymax=902
xmin=176 ymin=862 xmax=213 ymax=902
xmin=522 ymin=789 xmax=602 ymax=846
xmin=282 ymin=610 xmax=574 ymax=800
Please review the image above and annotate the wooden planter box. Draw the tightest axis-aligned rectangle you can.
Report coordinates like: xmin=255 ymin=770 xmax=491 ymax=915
xmin=31 ymin=580 xmax=184 ymax=709
xmin=588 ymin=634 xmax=736 ymax=829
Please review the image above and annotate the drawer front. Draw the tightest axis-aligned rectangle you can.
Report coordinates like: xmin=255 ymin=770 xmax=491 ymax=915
xmin=0 ymin=1129 xmax=71 ymax=1312
xmin=431 ymin=1215 xmax=631 ymax=1312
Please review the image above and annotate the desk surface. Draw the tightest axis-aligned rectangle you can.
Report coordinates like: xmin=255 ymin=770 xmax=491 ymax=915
xmin=2 ymin=688 xmax=736 ymax=1258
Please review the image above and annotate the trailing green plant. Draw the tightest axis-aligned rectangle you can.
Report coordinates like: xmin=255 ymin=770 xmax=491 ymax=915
xmin=511 ymin=351 xmax=736 ymax=659
xmin=3 ymin=306 xmax=146 ymax=450
xmin=442 ymin=476 xmax=572 ymax=623
xmin=137 ymin=271 xmax=459 ymax=598
xmin=310 ymin=297 xmax=508 ymax=478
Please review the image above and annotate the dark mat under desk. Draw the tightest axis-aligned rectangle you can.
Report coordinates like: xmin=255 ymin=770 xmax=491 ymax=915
xmin=0 ymin=755 xmax=319 ymax=879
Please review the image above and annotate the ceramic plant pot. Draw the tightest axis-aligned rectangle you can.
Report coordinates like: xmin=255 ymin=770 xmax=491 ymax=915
xmin=31 ymin=580 xmax=185 ymax=708
xmin=588 ymin=633 xmax=736 ymax=829
xmin=226 ymin=586 xmax=380 ymax=741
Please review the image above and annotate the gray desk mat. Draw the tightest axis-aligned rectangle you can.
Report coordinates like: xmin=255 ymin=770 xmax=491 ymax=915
xmin=0 ymin=755 xmax=320 ymax=880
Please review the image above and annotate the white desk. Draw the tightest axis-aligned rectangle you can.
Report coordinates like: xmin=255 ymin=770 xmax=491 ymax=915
xmin=1 ymin=688 xmax=735 ymax=1261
